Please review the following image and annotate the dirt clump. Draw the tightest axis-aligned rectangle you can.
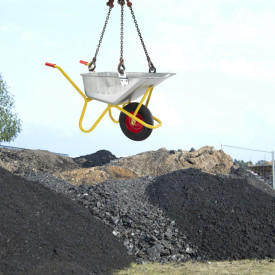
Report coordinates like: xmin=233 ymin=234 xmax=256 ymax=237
xmin=55 ymin=166 xmax=137 ymax=186
xmin=108 ymin=146 xmax=233 ymax=177
xmin=0 ymin=148 xmax=79 ymax=176
xmin=146 ymin=168 xmax=275 ymax=261
xmin=0 ymin=166 xmax=133 ymax=274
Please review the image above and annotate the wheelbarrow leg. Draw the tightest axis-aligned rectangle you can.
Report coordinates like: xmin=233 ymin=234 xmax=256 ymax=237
xmin=79 ymin=99 xmax=113 ymax=133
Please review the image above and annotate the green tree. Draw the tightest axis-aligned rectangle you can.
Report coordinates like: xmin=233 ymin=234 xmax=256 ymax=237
xmin=0 ymin=73 xmax=22 ymax=143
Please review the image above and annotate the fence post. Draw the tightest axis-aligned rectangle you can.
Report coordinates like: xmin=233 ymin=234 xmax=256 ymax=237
xmin=272 ymin=151 xmax=275 ymax=189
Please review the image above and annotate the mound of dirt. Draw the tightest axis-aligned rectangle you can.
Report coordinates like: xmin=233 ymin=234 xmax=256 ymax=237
xmin=146 ymin=169 xmax=275 ymax=260
xmin=0 ymin=167 xmax=133 ymax=274
xmin=55 ymin=166 xmax=137 ymax=186
xmin=108 ymin=146 xmax=233 ymax=177
xmin=0 ymin=148 xmax=79 ymax=176
xmin=73 ymin=150 xmax=117 ymax=168
xmin=0 ymin=147 xmax=233 ymax=187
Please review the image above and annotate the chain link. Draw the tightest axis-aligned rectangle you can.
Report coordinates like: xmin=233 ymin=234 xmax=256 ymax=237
xmin=89 ymin=0 xmax=156 ymax=73
xmin=88 ymin=6 xmax=113 ymax=71
xmin=118 ymin=0 xmax=125 ymax=74
xmin=120 ymin=2 xmax=124 ymax=60
xmin=128 ymin=5 xmax=156 ymax=73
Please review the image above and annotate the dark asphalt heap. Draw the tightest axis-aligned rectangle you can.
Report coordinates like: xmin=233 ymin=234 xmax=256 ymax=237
xmin=0 ymin=167 xmax=133 ymax=275
xmin=146 ymin=168 xmax=275 ymax=260
xmin=73 ymin=150 xmax=117 ymax=168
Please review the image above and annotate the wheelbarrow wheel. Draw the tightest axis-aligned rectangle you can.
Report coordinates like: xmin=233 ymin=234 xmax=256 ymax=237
xmin=119 ymin=102 xmax=154 ymax=141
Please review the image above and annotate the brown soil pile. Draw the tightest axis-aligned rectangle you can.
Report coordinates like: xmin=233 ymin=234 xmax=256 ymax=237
xmin=108 ymin=146 xmax=233 ymax=177
xmin=55 ymin=166 xmax=137 ymax=186
xmin=54 ymin=146 xmax=233 ymax=186
xmin=0 ymin=146 xmax=233 ymax=187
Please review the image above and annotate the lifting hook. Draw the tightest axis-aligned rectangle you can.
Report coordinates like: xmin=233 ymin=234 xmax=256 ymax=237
xmin=117 ymin=0 xmax=125 ymax=5
xmin=88 ymin=58 xmax=96 ymax=72
xmin=118 ymin=58 xmax=126 ymax=75
xmin=106 ymin=0 xmax=114 ymax=8
xmin=126 ymin=0 xmax=132 ymax=7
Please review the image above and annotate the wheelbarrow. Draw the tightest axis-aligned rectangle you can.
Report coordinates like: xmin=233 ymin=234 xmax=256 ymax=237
xmin=45 ymin=61 xmax=175 ymax=141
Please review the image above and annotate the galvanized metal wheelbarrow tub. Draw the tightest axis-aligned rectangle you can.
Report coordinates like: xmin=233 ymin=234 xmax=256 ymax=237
xmin=45 ymin=61 xmax=175 ymax=141
xmin=81 ymin=72 xmax=175 ymax=105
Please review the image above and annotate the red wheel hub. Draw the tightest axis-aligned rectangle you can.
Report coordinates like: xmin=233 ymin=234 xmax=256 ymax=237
xmin=125 ymin=112 xmax=144 ymax=133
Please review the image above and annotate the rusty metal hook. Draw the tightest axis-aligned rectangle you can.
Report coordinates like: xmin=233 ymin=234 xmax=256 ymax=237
xmin=106 ymin=0 xmax=114 ymax=8
xmin=118 ymin=58 xmax=126 ymax=75
xmin=88 ymin=58 xmax=96 ymax=72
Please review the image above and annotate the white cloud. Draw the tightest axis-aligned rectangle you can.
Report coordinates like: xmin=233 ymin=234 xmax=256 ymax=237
xmin=0 ymin=24 xmax=10 ymax=32
xmin=44 ymin=41 xmax=55 ymax=47
xmin=20 ymin=31 xmax=35 ymax=41
xmin=0 ymin=23 xmax=22 ymax=32
xmin=144 ymin=2 xmax=275 ymax=82
xmin=150 ymin=93 xmax=182 ymax=126
xmin=220 ymin=59 xmax=275 ymax=81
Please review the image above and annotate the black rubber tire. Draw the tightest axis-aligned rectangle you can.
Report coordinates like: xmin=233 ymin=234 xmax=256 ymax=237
xmin=119 ymin=102 xmax=154 ymax=141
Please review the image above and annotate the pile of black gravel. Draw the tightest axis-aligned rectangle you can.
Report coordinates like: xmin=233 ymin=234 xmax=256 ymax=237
xmin=69 ymin=177 xmax=197 ymax=264
xmin=0 ymin=167 xmax=133 ymax=275
xmin=5 ymin=161 xmax=275 ymax=269
xmin=73 ymin=150 xmax=117 ymax=168
xmin=68 ymin=169 xmax=275 ymax=262
xmin=146 ymin=168 xmax=275 ymax=260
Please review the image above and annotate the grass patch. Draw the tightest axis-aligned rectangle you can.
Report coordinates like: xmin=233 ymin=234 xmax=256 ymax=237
xmin=115 ymin=259 xmax=275 ymax=275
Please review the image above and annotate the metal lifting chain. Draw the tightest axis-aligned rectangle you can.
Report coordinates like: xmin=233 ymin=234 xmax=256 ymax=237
xmin=88 ymin=0 xmax=114 ymax=71
xmin=89 ymin=0 xmax=156 ymax=73
xmin=126 ymin=0 xmax=156 ymax=73
xmin=118 ymin=0 xmax=126 ymax=75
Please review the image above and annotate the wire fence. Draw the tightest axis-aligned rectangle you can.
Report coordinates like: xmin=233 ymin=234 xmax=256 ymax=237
xmin=221 ymin=144 xmax=274 ymax=189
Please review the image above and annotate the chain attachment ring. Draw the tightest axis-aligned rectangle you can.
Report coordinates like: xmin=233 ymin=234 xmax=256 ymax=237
xmin=88 ymin=58 xmax=96 ymax=71
xmin=107 ymin=0 xmax=114 ymax=8
xmin=149 ymin=62 xmax=156 ymax=73
xmin=147 ymin=57 xmax=156 ymax=73
xmin=118 ymin=58 xmax=126 ymax=75
xmin=126 ymin=0 xmax=132 ymax=7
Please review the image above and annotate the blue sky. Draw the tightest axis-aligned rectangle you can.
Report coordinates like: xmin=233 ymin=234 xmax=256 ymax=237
xmin=1 ymin=0 xmax=275 ymax=161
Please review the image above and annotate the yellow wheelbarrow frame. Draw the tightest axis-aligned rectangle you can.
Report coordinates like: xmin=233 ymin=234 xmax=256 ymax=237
xmin=45 ymin=62 xmax=162 ymax=134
